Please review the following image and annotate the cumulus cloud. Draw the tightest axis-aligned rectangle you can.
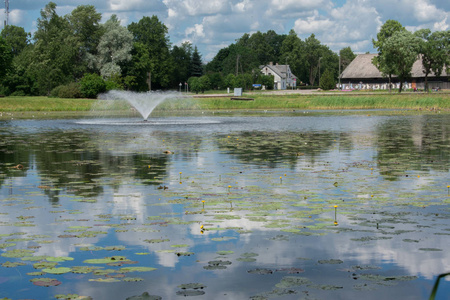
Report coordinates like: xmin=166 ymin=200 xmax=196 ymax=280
xmin=163 ymin=0 xmax=230 ymax=17
xmin=3 ymin=0 xmax=450 ymax=62
xmin=294 ymin=15 xmax=334 ymax=35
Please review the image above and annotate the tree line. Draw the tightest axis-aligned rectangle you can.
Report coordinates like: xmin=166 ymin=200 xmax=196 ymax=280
xmin=0 ymin=2 xmax=204 ymax=97
xmin=3 ymin=3 xmax=445 ymax=97
xmin=0 ymin=2 xmax=359 ymax=97
xmin=372 ymin=20 xmax=450 ymax=92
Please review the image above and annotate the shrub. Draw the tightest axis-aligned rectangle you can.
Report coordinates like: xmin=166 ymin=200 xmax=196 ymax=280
xmin=50 ymin=83 xmax=82 ymax=98
xmin=319 ymin=69 xmax=336 ymax=91
xmin=80 ymin=73 xmax=106 ymax=98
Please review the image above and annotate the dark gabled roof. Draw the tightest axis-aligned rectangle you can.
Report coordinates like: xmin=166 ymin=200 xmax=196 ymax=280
xmin=341 ymin=54 xmax=448 ymax=79
xmin=260 ymin=64 xmax=298 ymax=80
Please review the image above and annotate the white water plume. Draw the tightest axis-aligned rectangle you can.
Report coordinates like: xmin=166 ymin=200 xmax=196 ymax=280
xmin=98 ymin=90 xmax=180 ymax=120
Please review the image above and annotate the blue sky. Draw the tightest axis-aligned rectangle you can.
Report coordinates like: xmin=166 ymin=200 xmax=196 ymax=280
xmin=2 ymin=0 xmax=449 ymax=61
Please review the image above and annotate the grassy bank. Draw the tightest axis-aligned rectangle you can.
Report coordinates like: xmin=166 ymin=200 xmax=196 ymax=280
xmin=0 ymin=97 xmax=96 ymax=112
xmin=159 ymin=93 xmax=450 ymax=111
xmin=0 ymin=93 xmax=449 ymax=115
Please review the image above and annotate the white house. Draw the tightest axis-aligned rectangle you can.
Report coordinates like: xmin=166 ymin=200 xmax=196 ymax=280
xmin=260 ymin=62 xmax=298 ymax=90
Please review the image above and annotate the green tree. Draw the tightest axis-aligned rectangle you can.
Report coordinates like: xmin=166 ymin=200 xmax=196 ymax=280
xmin=127 ymin=15 xmax=173 ymax=90
xmin=89 ymin=15 xmax=133 ymax=79
xmin=30 ymin=2 xmax=78 ymax=95
xmin=1 ymin=25 xmax=30 ymax=56
xmin=415 ymin=29 xmax=450 ymax=92
xmin=303 ymin=34 xmax=323 ymax=86
xmin=0 ymin=36 xmax=13 ymax=81
xmin=372 ymin=20 xmax=406 ymax=92
xmin=224 ymin=73 xmax=236 ymax=88
xmin=170 ymin=42 xmax=192 ymax=87
xmin=280 ymin=29 xmax=305 ymax=83
xmin=382 ymin=30 xmax=421 ymax=93
xmin=339 ymin=47 xmax=356 ymax=72
xmin=319 ymin=69 xmax=335 ymax=90
xmin=191 ymin=46 xmax=203 ymax=77
xmin=67 ymin=5 xmax=103 ymax=78
xmin=207 ymin=72 xmax=224 ymax=90
xmin=1 ymin=45 xmax=36 ymax=96
xmin=79 ymin=73 xmax=106 ymax=98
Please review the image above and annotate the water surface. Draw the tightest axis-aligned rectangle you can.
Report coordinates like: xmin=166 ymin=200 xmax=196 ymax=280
xmin=0 ymin=111 xmax=449 ymax=300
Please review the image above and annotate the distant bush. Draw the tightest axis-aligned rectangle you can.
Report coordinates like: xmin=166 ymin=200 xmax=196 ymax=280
xmin=80 ymin=73 xmax=106 ymax=98
xmin=298 ymin=85 xmax=320 ymax=90
xmin=50 ymin=82 xmax=82 ymax=98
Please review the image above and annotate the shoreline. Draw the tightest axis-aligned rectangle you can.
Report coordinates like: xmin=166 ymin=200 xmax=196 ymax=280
xmin=0 ymin=92 xmax=449 ymax=120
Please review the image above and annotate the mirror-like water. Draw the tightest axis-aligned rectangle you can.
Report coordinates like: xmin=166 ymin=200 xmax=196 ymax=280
xmin=0 ymin=112 xmax=449 ymax=300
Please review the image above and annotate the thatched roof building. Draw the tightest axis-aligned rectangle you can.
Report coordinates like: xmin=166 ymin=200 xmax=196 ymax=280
xmin=340 ymin=54 xmax=449 ymax=90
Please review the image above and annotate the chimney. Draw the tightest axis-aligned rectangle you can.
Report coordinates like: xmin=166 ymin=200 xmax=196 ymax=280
xmin=269 ymin=62 xmax=273 ymax=65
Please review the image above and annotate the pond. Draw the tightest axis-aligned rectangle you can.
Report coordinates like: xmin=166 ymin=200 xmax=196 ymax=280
xmin=0 ymin=111 xmax=449 ymax=300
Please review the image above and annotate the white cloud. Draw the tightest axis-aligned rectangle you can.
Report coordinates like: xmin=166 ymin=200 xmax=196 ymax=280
xmin=270 ymin=0 xmax=333 ymax=11
xmin=163 ymin=0 xmax=230 ymax=17
xmin=294 ymin=15 xmax=334 ymax=35
xmin=412 ymin=0 xmax=445 ymax=22
xmin=3 ymin=0 xmax=450 ymax=66
xmin=9 ymin=9 xmax=26 ymax=24
xmin=433 ymin=15 xmax=449 ymax=30
xmin=185 ymin=23 xmax=206 ymax=39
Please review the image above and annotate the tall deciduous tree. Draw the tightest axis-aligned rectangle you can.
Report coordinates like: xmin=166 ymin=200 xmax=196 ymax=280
xmin=382 ymin=30 xmax=421 ymax=93
xmin=67 ymin=5 xmax=103 ymax=78
xmin=90 ymin=15 xmax=133 ymax=79
xmin=415 ymin=29 xmax=450 ymax=92
xmin=281 ymin=29 xmax=305 ymax=84
xmin=304 ymin=34 xmax=323 ymax=86
xmin=31 ymin=2 xmax=78 ymax=94
xmin=0 ymin=36 xmax=13 ymax=81
xmin=339 ymin=47 xmax=356 ymax=72
xmin=170 ymin=42 xmax=192 ymax=87
xmin=127 ymin=15 xmax=172 ymax=90
xmin=372 ymin=20 xmax=406 ymax=92
xmin=1 ymin=25 xmax=30 ymax=56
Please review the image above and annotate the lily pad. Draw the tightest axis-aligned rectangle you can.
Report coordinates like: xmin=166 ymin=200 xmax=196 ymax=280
xmin=42 ymin=267 xmax=72 ymax=274
xmin=84 ymin=256 xmax=130 ymax=264
xmin=178 ymin=283 xmax=206 ymax=289
xmin=318 ymin=259 xmax=343 ymax=264
xmin=119 ymin=267 xmax=157 ymax=273
xmin=2 ymin=261 xmax=26 ymax=268
xmin=30 ymin=277 xmax=62 ymax=287
xmin=216 ymin=251 xmax=234 ymax=255
xmin=248 ymin=268 xmax=273 ymax=275
xmin=275 ymin=276 xmax=311 ymax=288
xmin=46 ymin=256 xmax=74 ymax=262
xmin=125 ymin=292 xmax=162 ymax=300
xmin=55 ymin=294 xmax=93 ymax=300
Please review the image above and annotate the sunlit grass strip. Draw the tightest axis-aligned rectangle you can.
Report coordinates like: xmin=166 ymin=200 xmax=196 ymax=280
xmin=0 ymin=97 xmax=97 ymax=112
xmin=158 ymin=93 xmax=450 ymax=111
xmin=1 ymin=93 xmax=449 ymax=112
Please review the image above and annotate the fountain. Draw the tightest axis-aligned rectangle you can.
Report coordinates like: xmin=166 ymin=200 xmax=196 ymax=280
xmin=83 ymin=90 xmax=220 ymax=127
xmin=98 ymin=90 xmax=179 ymax=121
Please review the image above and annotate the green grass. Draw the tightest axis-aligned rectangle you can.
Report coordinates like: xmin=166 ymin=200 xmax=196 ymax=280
xmin=0 ymin=97 xmax=96 ymax=112
xmin=158 ymin=93 xmax=450 ymax=111
xmin=1 ymin=93 xmax=449 ymax=115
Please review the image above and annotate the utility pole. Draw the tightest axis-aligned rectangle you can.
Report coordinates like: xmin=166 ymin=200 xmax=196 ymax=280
xmin=338 ymin=54 xmax=341 ymax=90
xmin=235 ymin=54 xmax=240 ymax=77
xmin=318 ymin=57 xmax=323 ymax=87
xmin=4 ymin=0 xmax=9 ymax=28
